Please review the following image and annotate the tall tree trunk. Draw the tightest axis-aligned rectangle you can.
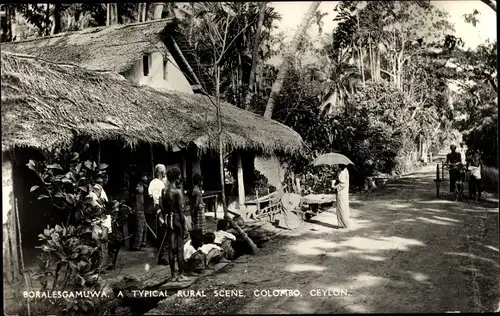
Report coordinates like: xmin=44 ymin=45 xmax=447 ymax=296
xmin=376 ymin=49 xmax=381 ymax=82
xmin=187 ymin=3 xmax=195 ymax=45
xmin=1 ymin=5 xmax=13 ymax=41
xmin=263 ymin=1 xmax=321 ymax=119
xmin=256 ymin=61 xmax=264 ymax=94
xmin=142 ymin=3 xmax=147 ymax=22
xmin=237 ymin=52 xmax=243 ymax=107
xmin=50 ymin=3 xmax=62 ymax=35
xmin=360 ymin=45 xmax=365 ymax=85
xmin=45 ymin=3 xmax=51 ymax=36
xmin=215 ymin=65 xmax=258 ymax=254
xmin=244 ymin=1 xmax=267 ymax=110
xmin=153 ymin=3 xmax=164 ymax=20
xmin=368 ymin=37 xmax=373 ymax=80
xmin=106 ymin=3 xmax=111 ymax=26
xmin=112 ymin=3 xmax=118 ymax=25
xmin=354 ymin=44 xmax=360 ymax=72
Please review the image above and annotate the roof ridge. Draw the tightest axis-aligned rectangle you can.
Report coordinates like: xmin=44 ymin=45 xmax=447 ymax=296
xmin=3 ymin=18 xmax=176 ymax=45
xmin=1 ymin=51 xmax=120 ymax=75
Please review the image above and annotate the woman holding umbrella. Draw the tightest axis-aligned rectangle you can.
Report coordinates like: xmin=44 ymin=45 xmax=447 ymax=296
xmin=312 ymin=153 xmax=353 ymax=229
xmin=332 ymin=164 xmax=350 ymax=229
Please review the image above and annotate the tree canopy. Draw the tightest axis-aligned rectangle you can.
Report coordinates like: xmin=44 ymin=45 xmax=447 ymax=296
xmin=1 ymin=1 xmax=497 ymax=186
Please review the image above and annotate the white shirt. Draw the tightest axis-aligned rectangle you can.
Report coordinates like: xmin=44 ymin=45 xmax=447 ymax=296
xmin=336 ymin=169 xmax=349 ymax=192
xmin=184 ymin=240 xmax=197 ymax=260
xmin=459 ymin=147 xmax=467 ymax=164
xmin=148 ymin=178 xmax=166 ymax=205
xmin=88 ymin=190 xmax=112 ymax=233
xmin=469 ymin=165 xmax=482 ymax=179
xmin=102 ymin=215 xmax=112 ymax=232
xmin=214 ymin=230 xmax=236 ymax=244
xmin=200 ymin=243 xmax=222 ymax=255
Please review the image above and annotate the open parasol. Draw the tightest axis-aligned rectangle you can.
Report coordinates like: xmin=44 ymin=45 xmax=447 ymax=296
xmin=312 ymin=153 xmax=354 ymax=166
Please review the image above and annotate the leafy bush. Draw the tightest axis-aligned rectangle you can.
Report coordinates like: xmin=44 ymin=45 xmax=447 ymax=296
xmin=298 ymin=165 xmax=337 ymax=195
xmin=26 ymin=148 xmax=130 ymax=314
xmin=27 ymin=151 xmax=110 ymax=225
xmin=481 ymin=165 xmax=499 ymax=193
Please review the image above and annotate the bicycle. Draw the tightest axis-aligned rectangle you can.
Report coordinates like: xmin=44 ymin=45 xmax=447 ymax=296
xmin=445 ymin=162 xmax=466 ymax=202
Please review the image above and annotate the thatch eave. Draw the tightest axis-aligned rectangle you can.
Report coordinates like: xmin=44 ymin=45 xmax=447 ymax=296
xmin=1 ymin=52 xmax=304 ymax=157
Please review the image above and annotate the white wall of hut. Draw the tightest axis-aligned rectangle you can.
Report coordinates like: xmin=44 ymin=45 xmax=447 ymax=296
xmin=123 ymin=45 xmax=194 ymax=95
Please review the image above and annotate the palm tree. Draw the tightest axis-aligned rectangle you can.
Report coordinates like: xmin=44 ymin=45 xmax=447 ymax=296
xmin=263 ymin=1 xmax=321 ymax=119
xmin=318 ymin=62 xmax=360 ymax=116
xmin=244 ymin=1 xmax=267 ymax=110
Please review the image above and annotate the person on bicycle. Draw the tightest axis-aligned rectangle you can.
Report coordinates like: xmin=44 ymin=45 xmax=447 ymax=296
xmin=446 ymin=145 xmax=462 ymax=193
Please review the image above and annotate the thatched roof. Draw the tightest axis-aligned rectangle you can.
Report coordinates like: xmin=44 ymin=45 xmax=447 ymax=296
xmin=1 ymin=52 xmax=304 ymax=156
xmin=0 ymin=18 xmax=212 ymax=92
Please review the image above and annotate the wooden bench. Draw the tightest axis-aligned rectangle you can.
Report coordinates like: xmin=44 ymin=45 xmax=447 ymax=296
xmin=244 ymin=186 xmax=287 ymax=222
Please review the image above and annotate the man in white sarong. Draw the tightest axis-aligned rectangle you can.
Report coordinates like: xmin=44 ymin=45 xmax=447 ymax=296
xmin=332 ymin=164 xmax=350 ymax=229
xmin=149 ymin=164 xmax=169 ymax=265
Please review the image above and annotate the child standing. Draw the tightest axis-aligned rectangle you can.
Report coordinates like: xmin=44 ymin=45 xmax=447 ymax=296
xmin=190 ymin=174 xmax=207 ymax=234
xmin=132 ymin=173 xmax=149 ymax=251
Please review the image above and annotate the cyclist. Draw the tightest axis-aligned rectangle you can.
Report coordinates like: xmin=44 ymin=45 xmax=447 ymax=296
xmin=446 ymin=145 xmax=462 ymax=193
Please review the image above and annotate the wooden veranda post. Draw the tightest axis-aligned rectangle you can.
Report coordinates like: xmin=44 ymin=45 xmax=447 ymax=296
xmin=150 ymin=144 xmax=155 ymax=177
xmin=236 ymin=154 xmax=245 ymax=207
xmin=215 ymin=65 xmax=258 ymax=254
xmin=3 ymin=158 xmax=20 ymax=282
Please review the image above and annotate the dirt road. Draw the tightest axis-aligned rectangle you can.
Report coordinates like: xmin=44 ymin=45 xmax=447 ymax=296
xmin=149 ymin=162 xmax=499 ymax=314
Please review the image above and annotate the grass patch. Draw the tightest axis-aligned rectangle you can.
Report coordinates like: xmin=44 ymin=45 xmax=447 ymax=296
xmin=481 ymin=165 xmax=499 ymax=194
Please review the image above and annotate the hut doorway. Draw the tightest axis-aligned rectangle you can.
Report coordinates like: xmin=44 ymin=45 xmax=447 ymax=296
xmin=10 ymin=148 xmax=52 ymax=268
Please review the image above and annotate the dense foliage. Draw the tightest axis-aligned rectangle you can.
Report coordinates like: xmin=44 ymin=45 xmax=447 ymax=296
xmin=27 ymin=146 xmax=131 ymax=314
xmin=3 ymin=1 xmax=496 ymax=185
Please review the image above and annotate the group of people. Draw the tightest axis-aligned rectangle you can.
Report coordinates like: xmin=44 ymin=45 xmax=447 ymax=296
xmin=446 ymin=142 xmax=483 ymax=200
xmin=90 ymin=163 xmax=237 ymax=281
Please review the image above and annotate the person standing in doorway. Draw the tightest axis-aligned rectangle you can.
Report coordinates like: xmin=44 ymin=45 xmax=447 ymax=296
xmin=132 ymin=173 xmax=149 ymax=251
xmin=160 ymin=167 xmax=189 ymax=281
xmin=190 ymin=174 xmax=207 ymax=235
xmin=149 ymin=164 xmax=167 ymax=264
xmin=332 ymin=164 xmax=350 ymax=229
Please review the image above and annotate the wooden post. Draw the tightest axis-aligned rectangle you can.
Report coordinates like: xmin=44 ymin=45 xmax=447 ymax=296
xmin=150 ymin=144 xmax=155 ymax=177
xmin=3 ymin=159 xmax=19 ymax=281
xmin=3 ymin=223 xmax=12 ymax=282
xmin=191 ymin=148 xmax=201 ymax=177
xmin=290 ymin=170 xmax=296 ymax=193
xmin=296 ymin=178 xmax=302 ymax=195
xmin=181 ymin=152 xmax=187 ymax=179
xmin=123 ymin=223 xmax=130 ymax=249
xmin=237 ymin=154 xmax=245 ymax=207
xmin=9 ymin=208 xmax=19 ymax=279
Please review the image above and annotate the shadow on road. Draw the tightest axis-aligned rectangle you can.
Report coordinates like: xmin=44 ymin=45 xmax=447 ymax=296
xmin=237 ymin=166 xmax=499 ymax=314
xmin=145 ymin=163 xmax=499 ymax=315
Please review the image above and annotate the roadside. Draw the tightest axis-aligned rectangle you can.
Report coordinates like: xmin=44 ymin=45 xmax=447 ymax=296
xmin=147 ymin=161 xmax=499 ymax=314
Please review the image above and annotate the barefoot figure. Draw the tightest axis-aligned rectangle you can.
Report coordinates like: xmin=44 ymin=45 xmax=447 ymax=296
xmin=332 ymin=164 xmax=350 ymax=229
xmin=190 ymin=174 xmax=207 ymax=234
xmin=160 ymin=167 xmax=189 ymax=282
